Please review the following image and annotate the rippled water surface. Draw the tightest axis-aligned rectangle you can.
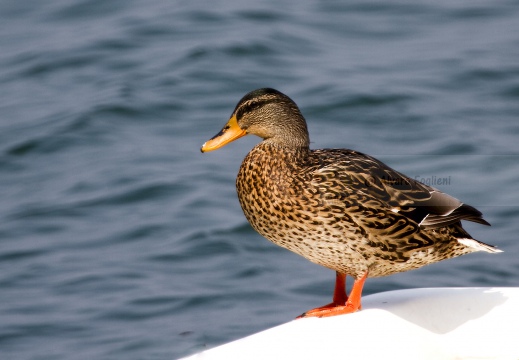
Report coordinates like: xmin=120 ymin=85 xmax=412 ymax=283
xmin=1 ymin=1 xmax=519 ymax=359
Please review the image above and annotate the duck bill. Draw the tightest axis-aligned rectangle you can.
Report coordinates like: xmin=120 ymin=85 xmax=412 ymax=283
xmin=200 ymin=115 xmax=247 ymax=153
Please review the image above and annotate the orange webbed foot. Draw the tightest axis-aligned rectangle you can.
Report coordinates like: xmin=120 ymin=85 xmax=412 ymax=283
xmin=297 ymin=271 xmax=368 ymax=319
xmin=298 ymin=300 xmax=361 ymax=318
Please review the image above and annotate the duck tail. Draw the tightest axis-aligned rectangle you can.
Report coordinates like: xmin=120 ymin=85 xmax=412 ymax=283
xmin=457 ymin=238 xmax=503 ymax=253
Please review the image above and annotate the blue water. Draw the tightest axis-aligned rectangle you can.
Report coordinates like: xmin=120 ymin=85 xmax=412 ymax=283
xmin=1 ymin=1 xmax=518 ymax=359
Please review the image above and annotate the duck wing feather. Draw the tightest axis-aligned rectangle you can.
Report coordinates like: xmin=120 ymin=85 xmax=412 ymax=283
xmin=310 ymin=149 xmax=490 ymax=230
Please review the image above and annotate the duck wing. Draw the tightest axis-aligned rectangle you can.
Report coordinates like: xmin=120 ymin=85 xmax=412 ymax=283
xmin=310 ymin=149 xmax=490 ymax=230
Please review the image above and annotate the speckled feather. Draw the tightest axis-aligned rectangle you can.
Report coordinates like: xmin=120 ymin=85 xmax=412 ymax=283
xmin=237 ymin=143 xmax=496 ymax=279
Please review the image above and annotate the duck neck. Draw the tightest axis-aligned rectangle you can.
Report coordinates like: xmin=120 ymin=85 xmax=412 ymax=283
xmin=258 ymin=140 xmax=310 ymax=163
xmin=260 ymin=110 xmax=311 ymax=151
xmin=262 ymin=123 xmax=311 ymax=156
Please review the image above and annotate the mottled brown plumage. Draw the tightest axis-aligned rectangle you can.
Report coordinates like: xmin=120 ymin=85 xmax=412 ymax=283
xmin=201 ymin=88 xmax=502 ymax=317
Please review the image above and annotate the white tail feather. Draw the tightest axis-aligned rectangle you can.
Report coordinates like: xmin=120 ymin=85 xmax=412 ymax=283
xmin=458 ymin=238 xmax=503 ymax=253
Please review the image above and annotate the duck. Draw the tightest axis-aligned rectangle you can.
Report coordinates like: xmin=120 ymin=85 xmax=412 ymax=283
xmin=200 ymin=88 xmax=502 ymax=318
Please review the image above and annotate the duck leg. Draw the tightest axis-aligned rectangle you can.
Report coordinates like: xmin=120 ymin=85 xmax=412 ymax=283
xmin=298 ymin=271 xmax=368 ymax=318
xmin=297 ymin=272 xmax=346 ymax=318
xmin=331 ymin=271 xmax=347 ymax=305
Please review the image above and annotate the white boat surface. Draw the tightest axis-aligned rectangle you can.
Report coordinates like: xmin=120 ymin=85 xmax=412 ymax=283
xmin=182 ymin=287 xmax=519 ymax=360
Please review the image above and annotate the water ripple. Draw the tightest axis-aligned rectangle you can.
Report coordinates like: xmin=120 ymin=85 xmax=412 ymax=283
xmin=1 ymin=1 xmax=518 ymax=359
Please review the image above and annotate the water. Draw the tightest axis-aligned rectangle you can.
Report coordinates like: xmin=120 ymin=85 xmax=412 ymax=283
xmin=1 ymin=1 xmax=518 ymax=359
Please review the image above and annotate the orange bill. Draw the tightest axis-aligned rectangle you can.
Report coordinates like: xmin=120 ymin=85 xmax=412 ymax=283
xmin=200 ymin=115 xmax=247 ymax=153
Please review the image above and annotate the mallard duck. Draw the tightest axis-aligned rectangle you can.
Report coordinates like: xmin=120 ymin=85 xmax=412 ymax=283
xmin=201 ymin=88 xmax=502 ymax=318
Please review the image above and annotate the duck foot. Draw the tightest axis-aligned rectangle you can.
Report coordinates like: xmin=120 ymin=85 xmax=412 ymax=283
xmin=297 ymin=271 xmax=368 ymax=318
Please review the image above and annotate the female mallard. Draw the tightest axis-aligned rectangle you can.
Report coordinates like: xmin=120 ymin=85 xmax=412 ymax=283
xmin=201 ymin=88 xmax=502 ymax=318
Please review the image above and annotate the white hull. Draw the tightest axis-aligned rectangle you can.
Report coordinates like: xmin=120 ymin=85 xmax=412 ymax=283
xmin=183 ymin=288 xmax=519 ymax=360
